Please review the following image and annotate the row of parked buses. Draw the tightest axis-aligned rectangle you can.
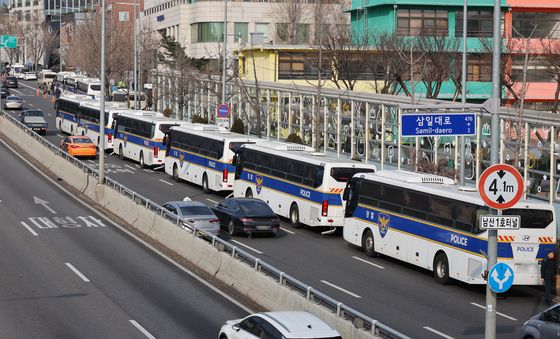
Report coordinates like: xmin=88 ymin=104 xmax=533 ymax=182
xmin=54 ymin=93 xmax=556 ymax=287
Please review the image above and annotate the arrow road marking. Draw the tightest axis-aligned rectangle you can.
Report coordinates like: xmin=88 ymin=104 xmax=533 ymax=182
xmin=491 ymin=266 xmax=512 ymax=290
xmin=33 ymin=196 xmax=56 ymax=214
xmin=470 ymin=302 xmax=517 ymax=320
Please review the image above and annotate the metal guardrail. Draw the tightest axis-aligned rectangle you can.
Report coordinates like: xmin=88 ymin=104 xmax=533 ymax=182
xmin=0 ymin=110 xmax=410 ymax=339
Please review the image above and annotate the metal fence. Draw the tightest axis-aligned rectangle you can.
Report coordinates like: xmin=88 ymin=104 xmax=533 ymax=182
xmin=0 ymin=110 xmax=410 ymax=339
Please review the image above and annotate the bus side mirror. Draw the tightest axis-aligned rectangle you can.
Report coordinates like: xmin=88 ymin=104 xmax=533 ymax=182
xmin=342 ymin=188 xmax=350 ymax=201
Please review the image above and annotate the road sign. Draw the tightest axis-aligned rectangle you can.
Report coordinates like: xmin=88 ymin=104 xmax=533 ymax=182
xmin=487 ymin=262 xmax=515 ymax=293
xmin=217 ymin=103 xmax=230 ymax=118
xmin=478 ymin=164 xmax=524 ymax=209
xmin=480 ymin=215 xmax=521 ymax=230
xmin=0 ymin=35 xmax=17 ymax=49
xmin=400 ymin=113 xmax=476 ymax=137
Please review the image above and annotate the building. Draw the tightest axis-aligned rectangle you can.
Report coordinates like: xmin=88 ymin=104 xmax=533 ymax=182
xmin=345 ymin=0 xmax=560 ymax=111
xmin=142 ymin=0 xmax=349 ymax=59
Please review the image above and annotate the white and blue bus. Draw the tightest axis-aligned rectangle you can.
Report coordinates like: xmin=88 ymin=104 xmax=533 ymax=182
xmin=55 ymin=93 xmax=97 ymax=135
xmin=76 ymin=78 xmax=101 ymax=98
xmin=113 ymin=112 xmax=180 ymax=167
xmin=76 ymin=101 xmax=132 ymax=150
xmin=164 ymin=125 xmax=261 ymax=193
xmin=342 ymin=170 xmax=557 ymax=285
xmin=233 ymin=142 xmax=376 ymax=230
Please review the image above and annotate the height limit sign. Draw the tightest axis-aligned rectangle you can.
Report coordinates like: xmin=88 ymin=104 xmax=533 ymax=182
xmin=478 ymin=164 xmax=524 ymax=210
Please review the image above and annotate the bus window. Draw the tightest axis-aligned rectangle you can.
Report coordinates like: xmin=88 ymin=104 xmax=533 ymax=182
xmin=402 ymin=191 xmax=428 ymax=219
xmin=159 ymin=123 xmax=179 ymax=134
xmin=454 ymin=203 xmax=478 ymax=232
xmin=427 ymin=197 xmax=455 ymax=227
xmin=504 ymin=209 xmax=554 ymax=229
xmin=380 ymin=185 xmax=404 ymax=213
xmin=330 ymin=167 xmax=375 ymax=182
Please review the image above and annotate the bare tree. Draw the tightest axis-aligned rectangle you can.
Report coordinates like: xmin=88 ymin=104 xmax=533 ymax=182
xmin=416 ymin=34 xmax=459 ymax=99
xmin=369 ymin=32 xmax=409 ymax=95
xmin=0 ymin=16 xmax=23 ymax=65
xmin=23 ymin=14 xmax=58 ymax=71
xmin=273 ymin=0 xmax=307 ymax=44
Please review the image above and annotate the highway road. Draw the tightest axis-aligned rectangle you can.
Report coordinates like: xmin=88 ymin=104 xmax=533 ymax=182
xmin=4 ymin=80 xmax=552 ymax=338
xmin=0 ymin=125 xmax=249 ymax=338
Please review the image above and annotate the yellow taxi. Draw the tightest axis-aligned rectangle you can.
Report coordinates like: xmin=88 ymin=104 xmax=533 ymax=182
xmin=60 ymin=136 xmax=97 ymax=159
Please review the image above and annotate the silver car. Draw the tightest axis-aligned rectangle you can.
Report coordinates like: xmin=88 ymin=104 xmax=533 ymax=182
xmin=162 ymin=199 xmax=220 ymax=236
xmin=521 ymin=304 xmax=560 ymax=339
xmin=4 ymin=96 xmax=22 ymax=110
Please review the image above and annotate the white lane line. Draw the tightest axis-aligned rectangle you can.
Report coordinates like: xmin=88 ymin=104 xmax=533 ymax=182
xmin=65 ymin=263 xmax=90 ymax=282
xmin=231 ymin=240 xmax=263 ymax=254
xmin=159 ymin=179 xmax=173 ymax=186
xmin=352 ymin=256 xmax=384 ymax=269
xmin=57 ymin=133 xmax=64 ymax=138
xmin=20 ymin=221 xmax=39 ymax=236
xmin=143 ymin=169 xmax=152 ymax=173
xmin=206 ymin=198 xmax=218 ymax=204
xmin=280 ymin=227 xmax=295 ymax=235
xmin=129 ymin=320 xmax=157 ymax=339
xmin=423 ymin=326 xmax=454 ymax=339
xmin=124 ymin=164 xmax=136 ymax=170
xmin=153 ymin=165 xmax=164 ymax=170
xmin=29 ymin=104 xmax=34 ymax=107
xmin=470 ymin=302 xmax=517 ymax=321
xmin=47 ymin=113 xmax=52 ymax=116
xmin=320 ymin=280 xmax=361 ymax=298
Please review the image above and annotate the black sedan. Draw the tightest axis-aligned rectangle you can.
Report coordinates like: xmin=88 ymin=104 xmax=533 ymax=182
xmin=4 ymin=76 xmax=18 ymax=88
xmin=212 ymin=198 xmax=280 ymax=237
xmin=0 ymin=86 xmax=9 ymax=98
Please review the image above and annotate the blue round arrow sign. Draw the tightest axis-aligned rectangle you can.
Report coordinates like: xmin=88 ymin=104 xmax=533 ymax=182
xmin=488 ymin=262 xmax=515 ymax=293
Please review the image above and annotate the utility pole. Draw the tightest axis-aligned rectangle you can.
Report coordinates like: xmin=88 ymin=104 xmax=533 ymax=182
xmin=99 ymin=0 xmax=106 ymax=184
xmin=459 ymin=0 xmax=467 ymax=186
xmin=484 ymin=0 xmax=501 ymax=337
xmin=221 ymin=0 xmax=227 ymax=105
xmin=133 ymin=0 xmax=138 ymax=109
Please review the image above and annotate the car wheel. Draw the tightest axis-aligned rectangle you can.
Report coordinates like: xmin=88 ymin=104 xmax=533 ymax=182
xmin=139 ymin=151 xmax=146 ymax=168
xmin=246 ymin=188 xmax=253 ymax=198
xmin=172 ymin=164 xmax=180 ymax=181
xmin=219 ymin=334 xmax=228 ymax=339
xmin=202 ymin=174 xmax=210 ymax=193
xmin=290 ymin=203 xmax=302 ymax=229
xmin=434 ymin=253 xmax=450 ymax=285
xmin=362 ymin=229 xmax=377 ymax=257
xmin=228 ymin=220 xmax=237 ymax=236
xmin=119 ymin=145 xmax=124 ymax=160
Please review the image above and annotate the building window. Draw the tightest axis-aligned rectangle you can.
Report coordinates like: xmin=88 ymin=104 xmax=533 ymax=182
xmin=255 ymin=22 xmax=269 ymax=38
xmin=456 ymin=11 xmax=493 ymax=38
xmin=276 ymin=23 xmax=309 ymax=44
xmin=191 ymin=22 xmax=224 ymax=43
xmin=119 ymin=11 xmax=129 ymax=21
xmin=512 ymin=12 xmax=560 ymax=39
xmin=397 ymin=9 xmax=448 ymax=36
xmin=234 ymin=22 xmax=248 ymax=43
xmin=511 ymin=56 xmax=555 ymax=83
xmin=466 ymin=55 xmax=492 ymax=82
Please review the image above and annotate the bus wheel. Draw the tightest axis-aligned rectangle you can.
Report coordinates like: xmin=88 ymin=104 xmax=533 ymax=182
xmin=139 ymin=152 xmax=146 ymax=168
xmin=202 ymin=174 xmax=210 ymax=193
xmin=290 ymin=203 xmax=302 ymax=229
xmin=434 ymin=253 xmax=450 ymax=285
xmin=362 ymin=230 xmax=377 ymax=257
xmin=172 ymin=164 xmax=180 ymax=181
xmin=119 ymin=145 xmax=124 ymax=160
xmin=246 ymin=188 xmax=253 ymax=198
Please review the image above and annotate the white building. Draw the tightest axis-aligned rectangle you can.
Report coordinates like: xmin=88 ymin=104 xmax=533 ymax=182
xmin=143 ymin=0 xmax=348 ymax=59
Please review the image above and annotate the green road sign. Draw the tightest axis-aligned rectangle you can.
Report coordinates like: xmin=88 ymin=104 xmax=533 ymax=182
xmin=0 ymin=35 xmax=17 ymax=49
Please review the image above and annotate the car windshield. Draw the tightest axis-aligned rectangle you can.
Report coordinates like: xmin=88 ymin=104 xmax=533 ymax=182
xmin=6 ymin=96 xmax=20 ymax=101
xmin=25 ymin=111 xmax=43 ymax=116
xmin=72 ymin=137 xmax=93 ymax=144
xmin=238 ymin=200 xmax=274 ymax=216
xmin=25 ymin=72 xmax=34 ymax=75
xmin=91 ymin=85 xmax=101 ymax=91
xmin=179 ymin=205 xmax=214 ymax=216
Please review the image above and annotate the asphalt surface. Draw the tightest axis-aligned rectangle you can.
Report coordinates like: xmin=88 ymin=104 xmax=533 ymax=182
xmin=0 ymin=115 xmax=248 ymax=338
xmin=4 ymin=80 xmax=553 ymax=339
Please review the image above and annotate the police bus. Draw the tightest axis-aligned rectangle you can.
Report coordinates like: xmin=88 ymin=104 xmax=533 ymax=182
xmin=55 ymin=93 xmax=97 ymax=135
xmin=342 ymin=170 xmax=557 ymax=285
xmin=164 ymin=125 xmax=261 ymax=193
xmin=233 ymin=142 xmax=376 ymax=231
xmin=76 ymin=78 xmax=101 ymax=98
xmin=76 ymin=101 xmax=132 ymax=150
xmin=113 ymin=112 xmax=181 ymax=168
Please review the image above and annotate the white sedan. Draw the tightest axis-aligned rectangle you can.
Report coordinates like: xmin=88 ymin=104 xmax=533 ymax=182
xmin=23 ymin=72 xmax=37 ymax=80
xmin=4 ymin=96 xmax=22 ymax=110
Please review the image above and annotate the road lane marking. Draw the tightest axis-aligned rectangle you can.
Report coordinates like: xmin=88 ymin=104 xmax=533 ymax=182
xmin=143 ymin=169 xmax=152 ymax=173
xmin=153 ymin=165 xmax=164 ymax=170
xmin=231 ymin=240 xmax=263 ymax=254
xmin=47 ymin=113 xmax=52 ymax=116
xmin=423 ymin=326 xmax=454 ymax=339
xmin=280 ymin=227 xmax=295 ymax=235
xmin=0 ymin=138 xmax=253 ymax=314
xmin=320 ymin=280 xmax=361 ymax=298
xmin=470 ymin=302 xmax=517 ymax=320
xmin=159 ymin=179 xmax=173 ymax=186
xmin=206 ymin=198 xmax=218 ymax=204
xmin=20 ymin=221 xmax=39 ymax=236
xmin=57 ymin=133 xmax=64 ymax=138
xmin=124 ymin=164 xmax=136 ymax=170
xmin=65 ymin=263 xmax=90 ymax=282
xmin=352 ymin=256 xmax=384 ymax=269
xmin=129 ymin=320 xmax=157 ymax=339
xmin=29 ymin=104 xmax=34 ymax=107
